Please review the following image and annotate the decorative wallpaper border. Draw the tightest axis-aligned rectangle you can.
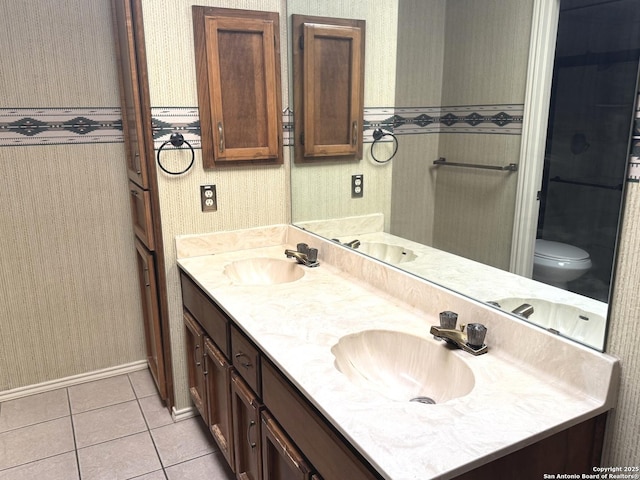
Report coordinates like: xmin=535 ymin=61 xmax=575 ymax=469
xmin=0 ymin=108 xmax=122 ymax=146
xmin=3 ymin=104 xmax=638 ymax=182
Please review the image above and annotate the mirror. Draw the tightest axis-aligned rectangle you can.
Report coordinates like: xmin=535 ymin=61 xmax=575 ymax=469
xmin=288 ymin=0 xmax=640 ymax=351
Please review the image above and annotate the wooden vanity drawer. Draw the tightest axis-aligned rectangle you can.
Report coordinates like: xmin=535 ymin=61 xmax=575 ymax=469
xmin=180 ymin=272 xmax=230 ymax=357
xmin=262 ymin=360 xmax=379 ymax=480
xmin=231 ymin=325 xmax=261 ymax=397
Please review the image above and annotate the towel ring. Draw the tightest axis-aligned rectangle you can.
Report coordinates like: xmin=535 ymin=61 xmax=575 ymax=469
xmin=157 ymin=133 xmax=195 ymax=175
xmin=371 ymin=128 xmax=398 ymax=163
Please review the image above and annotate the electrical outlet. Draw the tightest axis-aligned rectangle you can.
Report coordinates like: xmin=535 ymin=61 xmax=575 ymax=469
xmin=351 ymin=174 xmax=364 ymax=198
xmin=200 ymin=185 xmax=217 ymax=212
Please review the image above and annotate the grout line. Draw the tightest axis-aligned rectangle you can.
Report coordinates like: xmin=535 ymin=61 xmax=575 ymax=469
xmin=66 ymin=388 xmax=82 ymax=480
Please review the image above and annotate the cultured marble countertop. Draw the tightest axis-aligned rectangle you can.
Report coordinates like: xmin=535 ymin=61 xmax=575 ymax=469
xmin=176 ymin=228 xmax=619 ymax=480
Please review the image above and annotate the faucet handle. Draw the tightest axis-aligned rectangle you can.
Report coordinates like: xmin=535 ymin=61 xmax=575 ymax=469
xmin=296 ymin=243 xmax=309 ymax=254
xmin=439 ymin=311 xmax=458 ymax=329
xmin=307 ymin=247 xmax=318 ymax=263
xmin=466 ymin=323 xmax=487 ymax=348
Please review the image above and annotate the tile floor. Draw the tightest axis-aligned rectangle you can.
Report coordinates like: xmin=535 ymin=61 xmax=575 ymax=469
xmin=0 ymin=369 xmax=235 ymax=480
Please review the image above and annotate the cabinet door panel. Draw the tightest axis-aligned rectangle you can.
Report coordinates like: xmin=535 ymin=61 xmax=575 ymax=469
xmin=261 ymin=411 xmax=313 ymax=480
xmin=184 ymin=311 xmax=207 ymax=421
xmin=232 ymin=372 xmax=263 ymax=480
xmin=134 ymin=240 xmax=165 ymax=399
xmin=204 ymin=338 xmax=235 ymax=470
xmin=129 ymin=181 xmax=154 ymax=250
xmin=111 ymin=0 xmax=150 ymax=188
xmin=193 ymin=7 xmax=283 ymax=167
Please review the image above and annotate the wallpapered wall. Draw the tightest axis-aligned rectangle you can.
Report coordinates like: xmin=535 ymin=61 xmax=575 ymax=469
xmin=0 ymin=0 xmax=146 ymax=392
xmin=1 ymin=0 xmax=639 ymax=467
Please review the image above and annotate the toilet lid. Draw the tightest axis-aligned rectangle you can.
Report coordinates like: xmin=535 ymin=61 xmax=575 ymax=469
xmin=535 ymin=239 xmax=590 ymax=261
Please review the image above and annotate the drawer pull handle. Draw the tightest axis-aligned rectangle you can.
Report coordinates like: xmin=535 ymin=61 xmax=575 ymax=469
xmin=235 ymin=352 xmax=252 ymax=369
xmin=247 ymin=420 xmax=256 ymax=449
xmin=194 ymin=344 xmax=200 ymax=367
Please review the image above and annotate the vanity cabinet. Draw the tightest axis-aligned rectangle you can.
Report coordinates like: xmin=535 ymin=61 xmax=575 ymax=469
xmin=180 ymin=270 xmax=606 ymax=480
xmin=292 ymin=14 xmax=365 ymax=163
xmin=193 ymin=6 xmax=283 ymax=167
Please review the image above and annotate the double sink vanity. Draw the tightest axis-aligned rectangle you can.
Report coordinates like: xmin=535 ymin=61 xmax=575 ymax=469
xmin=177 ymin=225 xmax=619 ymax=480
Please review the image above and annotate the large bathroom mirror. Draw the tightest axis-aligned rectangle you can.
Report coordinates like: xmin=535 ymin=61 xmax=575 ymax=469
xmin=288 ymin=0 xmax=640 ymax=351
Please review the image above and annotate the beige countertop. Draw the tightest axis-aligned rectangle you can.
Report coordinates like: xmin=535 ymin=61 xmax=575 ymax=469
xmin=176 ymin=225 xmax=619 ymax=480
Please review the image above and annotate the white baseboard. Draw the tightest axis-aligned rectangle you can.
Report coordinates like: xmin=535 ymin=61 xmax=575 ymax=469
xmin=172 ymin=405 xmax=197 ymax=422
xmin=0 ymin=360 xmax=149 ymax=403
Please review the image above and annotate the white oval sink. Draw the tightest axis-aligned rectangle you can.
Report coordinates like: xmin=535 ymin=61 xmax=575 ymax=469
xmin=331 ymin=330 xmax=475 ymax=404
xmin=358 ymin=242 xmax=417 ymax=264
xmin=493 ymin=297 xmax=605 ymax=347
xmin=223 ymin=258 xmax=304 ymax=286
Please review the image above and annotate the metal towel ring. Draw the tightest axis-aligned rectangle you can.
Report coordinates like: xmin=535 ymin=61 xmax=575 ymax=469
xmin=371 ymin=128 xmax=398 ymax=163
xmin=157 ymin=133 xmax=195 ymax=175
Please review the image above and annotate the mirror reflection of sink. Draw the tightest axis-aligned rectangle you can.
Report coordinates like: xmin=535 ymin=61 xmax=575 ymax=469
xmin=493 ymin=297 xmax=605 ymax=346
xmin=358 ymin=242 xmax=417 ymax=264
xmin=223 ymin=258 xmax=304 ymax=285
xmin=331 ymin=330 xmax=475 ymax=404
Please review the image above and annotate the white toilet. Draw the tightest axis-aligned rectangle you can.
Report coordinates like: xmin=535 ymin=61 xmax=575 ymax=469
xmin=533 ymin=239 xmax=592 ymax=289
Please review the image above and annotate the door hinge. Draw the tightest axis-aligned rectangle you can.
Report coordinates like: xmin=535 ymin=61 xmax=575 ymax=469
xmin=299 ymin=34 xmax=304 ymax=50
xmin=300 ymin=133 xmax=304 ymax=146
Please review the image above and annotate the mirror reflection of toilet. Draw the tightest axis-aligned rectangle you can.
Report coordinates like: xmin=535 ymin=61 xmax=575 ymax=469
xmin=533 ymin=239 xmax=592 ymax=289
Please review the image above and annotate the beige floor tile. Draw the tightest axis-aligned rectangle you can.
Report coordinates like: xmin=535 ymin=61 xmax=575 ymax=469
xmin=77 ymin=431 xmax=161 ymax=480
xmin=165 ymin=452 xmax=234 ymax=480
xmin=72 ymin=400 xmax=147 ymax=448
xmin=129 ymin=470 xmax=167 ymax=480
xmin=0 ymin=451 xmax=79 ymax=480
xmin=150 ymin=417 xmax=217 ymax=467
xmin=129 ymin=370 xmax=159 ymax=398
xmin=139 ymin=395 xmax=173 ymax=429
xmin=0 ymin=389 xmax=69 ymax=433
xmin=0 ymin=417 xmax=74 ymax=470
xmin=68 ymin=375 xmax=135 ymax=414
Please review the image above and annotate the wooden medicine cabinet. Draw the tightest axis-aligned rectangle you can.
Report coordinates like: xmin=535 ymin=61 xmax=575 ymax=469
xmin=193 ymin=7 xmax=283 ymax=167
xmin=292 ymin=14 xmax=365 ymax=163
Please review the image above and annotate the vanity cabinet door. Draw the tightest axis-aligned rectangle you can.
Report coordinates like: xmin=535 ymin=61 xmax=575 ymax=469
xmin=261 ymin=411 xmax=314 ymax=480
xmin=232 ymin=371 xmax=263 ymax=480
xmin=193 ymin=7 xmax=283 ymax=167
xmin=184 ymin=311 xmax=207 ymax=422
xmin=204 ymin=338 xmax=235 ymax=470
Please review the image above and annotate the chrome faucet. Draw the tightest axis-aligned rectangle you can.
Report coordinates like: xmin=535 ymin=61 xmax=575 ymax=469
xmin=430 ymin=311 xmax=488 ymax=355
xmin=511 ymin=303 xmax=534 ymax=319
xmin=331 ymin=238 xmax=361 ymax=249
xmin=284 ymin=243 xmax=319 ymax=267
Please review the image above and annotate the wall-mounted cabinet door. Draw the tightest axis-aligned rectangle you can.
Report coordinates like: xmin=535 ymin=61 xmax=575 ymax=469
xmin=193 ymin=7 xmax=283 ymax=167
xmin=134 ymin=239 xmax=166 ymax=400
xmin=292 ymin=15 xmax=365 ymax=163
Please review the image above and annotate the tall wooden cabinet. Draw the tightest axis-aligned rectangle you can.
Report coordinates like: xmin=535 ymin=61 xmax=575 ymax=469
xmin=111 ymin=0 xmax=173 ymax=407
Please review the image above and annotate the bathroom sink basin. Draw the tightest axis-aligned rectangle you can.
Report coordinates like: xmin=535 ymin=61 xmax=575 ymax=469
xmin=492 ymin=297 xmax=605 ymax=346
xmin=358 ymin=242 xmax=417 ymax=264
xmin=223 ymin=258 xmax=304 ymax=285
xmin=331 ymin=330 xmax=475 ymax=404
